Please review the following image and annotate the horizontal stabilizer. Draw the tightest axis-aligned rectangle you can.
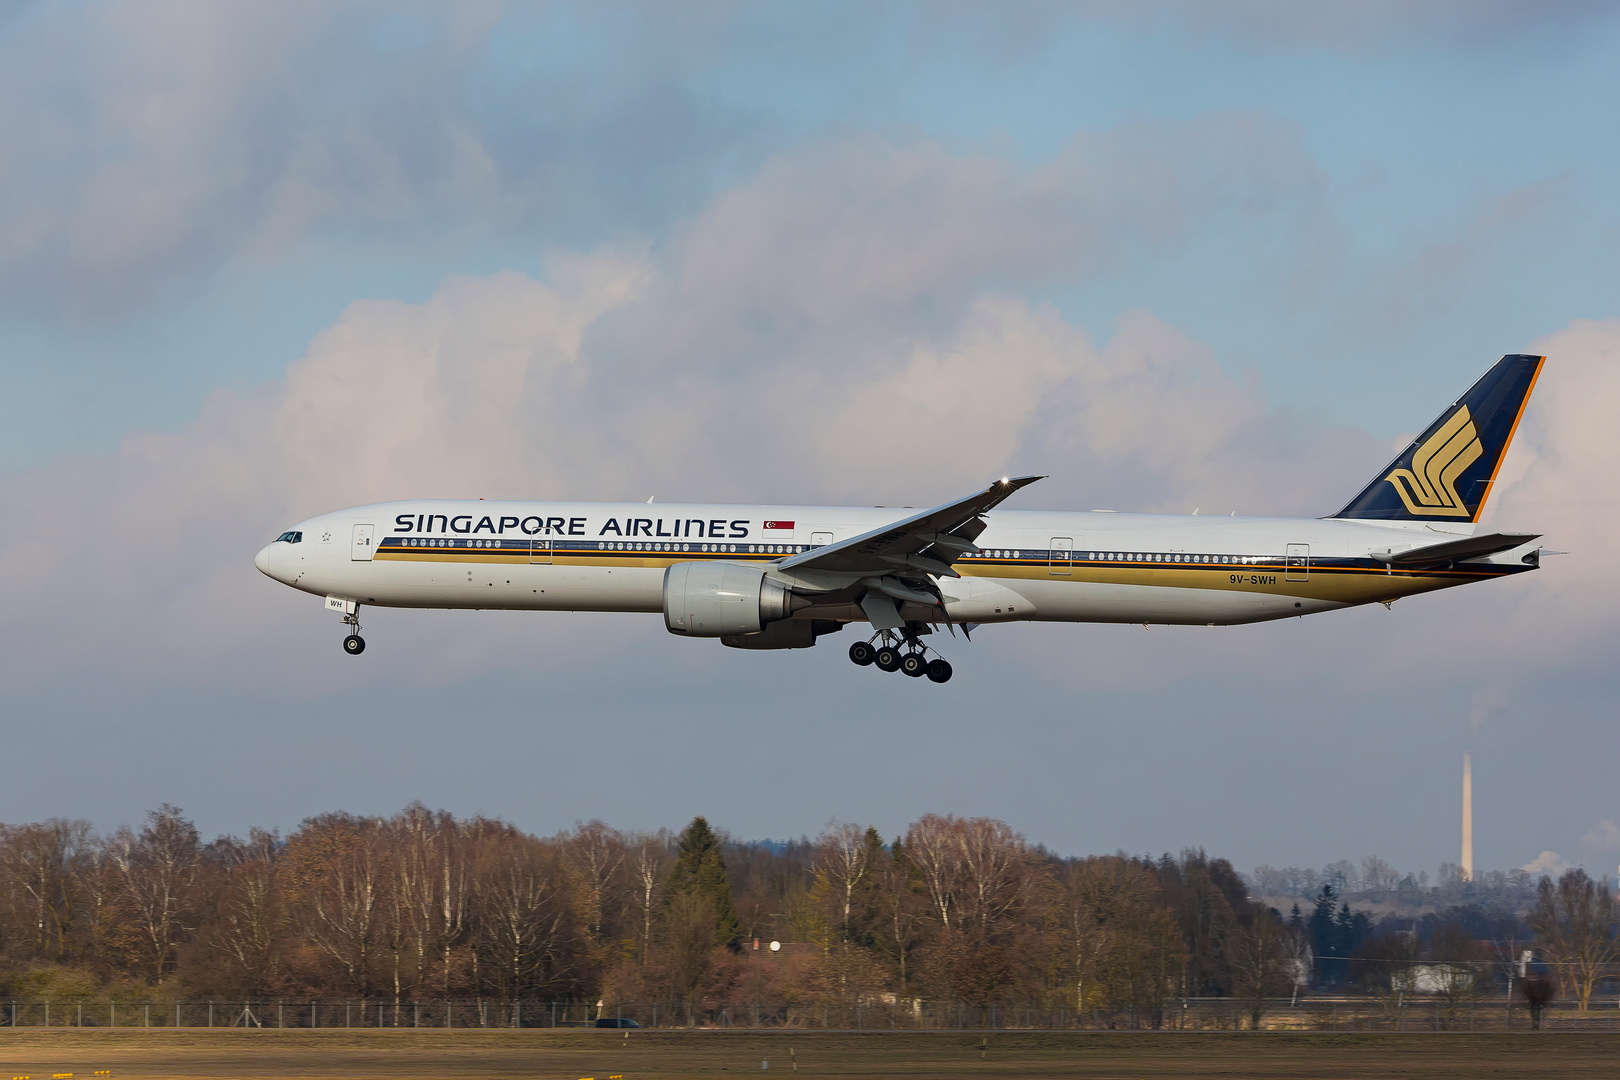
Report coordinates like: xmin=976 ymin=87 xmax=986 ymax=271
xmin=1372 ymin=532 xmax=1540 ymax=567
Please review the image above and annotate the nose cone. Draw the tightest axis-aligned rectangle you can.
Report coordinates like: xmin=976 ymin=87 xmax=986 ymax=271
xmin=255 ymin=544 xmax=278 ymax=579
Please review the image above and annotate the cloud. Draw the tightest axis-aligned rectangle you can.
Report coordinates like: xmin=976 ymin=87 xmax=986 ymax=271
xmin=674 ymin=113 xmax=1326 ymax=332
xmin=0 ymin=1 xmax=337 ymax=314
xmin=1583 ymin=820 xmax=1620 ymax=852
xmin=0 ymin=123 xmax=1613 ymax=717
xmin=1469 ymin=680 xmax=1512 ymax=735
xmin=1469 ymin=319 xmax=1620 ymax=650
xmin=0 ymin=120 xmax=1366 ymax=692
xmin=0 ymin=2 xmax=747 ymax=319
xmin=0 ymin=274 xmax=1358 ymax=691
xmin=1118 ymin=1 xmax=1615 ymax=52
xmin=1521 ymin=850 xmax=1572 ymax=876
xmin=1356 ymin=178 xmax=1581 ymax=335
xmin=887 ymin=1 xmax=1611 ymax=62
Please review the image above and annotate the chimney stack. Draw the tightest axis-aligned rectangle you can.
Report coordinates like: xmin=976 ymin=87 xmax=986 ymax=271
xmin=1461 ymin=752 xmax=1474 ymax=882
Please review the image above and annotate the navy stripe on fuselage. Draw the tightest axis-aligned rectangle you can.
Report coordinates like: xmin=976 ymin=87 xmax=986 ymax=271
xmin=377 ymin=537 xmax=808 ymax=559
xmin=374 ymin=537 xmax=1526 ymax=581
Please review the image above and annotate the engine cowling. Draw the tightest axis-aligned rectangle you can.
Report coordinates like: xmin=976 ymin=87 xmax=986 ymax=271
xmin=663 ymin=561 xmax=794 ymax=637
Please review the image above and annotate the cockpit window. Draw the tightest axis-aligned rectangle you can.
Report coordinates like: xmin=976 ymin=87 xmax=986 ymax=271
xmin=275 ymin=531 xmax=303 ymax=544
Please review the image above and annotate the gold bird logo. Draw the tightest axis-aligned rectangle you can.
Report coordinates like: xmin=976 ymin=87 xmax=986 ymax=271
xmin=1384 ymin=405 xmax=1482 ymax=517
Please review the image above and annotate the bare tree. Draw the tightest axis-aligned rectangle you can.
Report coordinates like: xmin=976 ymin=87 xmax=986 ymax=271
xmin=1425 ymin=922 xmax=1489 ymax=1028
xmin=1531 ymin=869 xmax=1619 ymax=1012
xmin=1280 ymin=924 xmax=1312 ymax=1005
xmin=560 ymin=820 xmax=626 ymax=947
xmin=625 ymin=831 xmax=673 ymax=967
xmin=1321 ymin=860 xmax=1356 ymax=895
xmin=0 ymin=819 xmax=95 ymax=962
xmin=905 ymin=814 xmax=964 ymax=933
xmin=473 ymin=829 xmax=574 ymax=998
xmin=1359 ymin=855 xmax=1399 ymax=896
xmin=386 ymin=805 xmax=474 ymax=997
xmin=1357 ymin=930 xmax=1419 ymax=1022
xmin=954 ymin=818 xmax=1030 ymax=941
xmin=106 ymin=805 xmax=201 ymax=980
xmin=871 ymin=837 xmax=927 ymax=991
xmin=1064 ymin=856 xmax=1185 ymax=1026
xmin=207 ymin=829 xmax=284 ymax=995
xmin=1224 ymin=909 xmax=1290 ymax=1029
xmin=292 ymin=814 xmax=386 ymax=994
xmin=813 ymin=823 xmax=875 ymax=944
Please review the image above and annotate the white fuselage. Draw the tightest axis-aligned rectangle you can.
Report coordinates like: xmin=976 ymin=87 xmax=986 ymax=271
xmin=254 ymin=499 xmax=1536 ymax=628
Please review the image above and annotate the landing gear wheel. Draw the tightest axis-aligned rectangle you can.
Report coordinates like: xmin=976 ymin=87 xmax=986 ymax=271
xmin=926 ymin=658 xmax=953 ymax=684
xmin=874 ymin=646 xmax=902 ymax=672
xmin=848 ymin=641 xmax=876 ymax=666
xmin=343 ymin=634 xmax=366 ymax=655
xmin=900 ymin=652 xmax=927 ymax=678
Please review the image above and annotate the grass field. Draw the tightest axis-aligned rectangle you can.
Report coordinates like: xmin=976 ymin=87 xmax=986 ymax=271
xmin=2 ymin=1029 xmax=1619 ymax=1080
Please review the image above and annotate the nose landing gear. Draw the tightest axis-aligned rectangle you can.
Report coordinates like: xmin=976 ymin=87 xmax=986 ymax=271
xmin=850 ymin=628 xmax=953 ymax=683
xmin=340 ymin=606 xmax=365 ymax=656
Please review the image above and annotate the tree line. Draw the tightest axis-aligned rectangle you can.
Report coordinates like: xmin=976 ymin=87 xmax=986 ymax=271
xmin=0 ymin=806 xmax=1613 ymax=1028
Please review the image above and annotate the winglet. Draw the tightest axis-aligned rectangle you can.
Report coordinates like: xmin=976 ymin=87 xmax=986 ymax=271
xmin=982 ymin=475 xmax=1044 ymax=511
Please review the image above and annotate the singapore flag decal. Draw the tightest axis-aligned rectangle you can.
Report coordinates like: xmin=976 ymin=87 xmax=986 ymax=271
xmin=763 ymin=520 xmax=794 ymax=531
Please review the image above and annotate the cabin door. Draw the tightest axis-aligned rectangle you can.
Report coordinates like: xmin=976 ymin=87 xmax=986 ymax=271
xmin=350 ymin=524 xmax=376 ymax=561
xmin=1049 ymin=537 xmax=1074 ymax=575
xmin=1285 ymin=543 xmax=1310 ymax=582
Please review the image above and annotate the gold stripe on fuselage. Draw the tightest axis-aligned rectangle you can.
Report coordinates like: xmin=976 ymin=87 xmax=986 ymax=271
xmin=375 ymin=550 xmax=1489 ymax=605
xmin=955 ymin=561 xmax=1493 ymax=603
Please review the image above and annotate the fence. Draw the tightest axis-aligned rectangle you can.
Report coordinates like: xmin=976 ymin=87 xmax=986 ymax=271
xmin=5 ymin=997 xmax=1620 ymax=1031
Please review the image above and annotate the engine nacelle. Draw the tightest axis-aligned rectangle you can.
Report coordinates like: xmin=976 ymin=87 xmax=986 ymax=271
xmin=663 ymin=561 xmax=794 ymax=637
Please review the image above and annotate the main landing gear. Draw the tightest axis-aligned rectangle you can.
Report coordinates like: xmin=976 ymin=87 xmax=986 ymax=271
xmin=848 ymin=631 xmax=952 ymax=683
xmin=341 ymin=606 xmax=365 ymax=656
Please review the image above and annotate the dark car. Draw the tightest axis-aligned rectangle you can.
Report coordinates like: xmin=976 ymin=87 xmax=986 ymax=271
xmin=595 ymin=1017 xmax=641 ymax=1028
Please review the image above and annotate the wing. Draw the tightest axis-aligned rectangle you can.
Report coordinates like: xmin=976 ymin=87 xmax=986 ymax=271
xmin=770 ymin=477 xmax=1043 ymax=623
xmin=779 ymin=475 xmax=1043 ymax=578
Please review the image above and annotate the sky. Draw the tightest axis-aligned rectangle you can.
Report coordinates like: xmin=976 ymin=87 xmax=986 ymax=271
xmin=2 ymin=0 xmax=1619 ymax=883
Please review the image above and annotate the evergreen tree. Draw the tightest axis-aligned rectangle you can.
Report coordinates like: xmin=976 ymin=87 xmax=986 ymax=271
xmin=665 ymin=816 xmax=742 ymax=950
xmin=1309 ymin=884 xmax=1340 ymax=983
xmin=1334 ymin=904 xmax=1371 ymax=967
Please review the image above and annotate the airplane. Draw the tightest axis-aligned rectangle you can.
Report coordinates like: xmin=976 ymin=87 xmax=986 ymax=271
xmin=255 ymin=354 xmax=1546 ymax=684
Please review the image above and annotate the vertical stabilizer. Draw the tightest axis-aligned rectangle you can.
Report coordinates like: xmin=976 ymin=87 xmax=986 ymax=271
xmin=1334 ymin=354 xmax=1543 ymax=525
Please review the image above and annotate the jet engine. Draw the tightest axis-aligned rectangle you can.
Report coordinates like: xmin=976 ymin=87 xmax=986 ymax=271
xmin=663 ymin=561 xmax=801 ymax=637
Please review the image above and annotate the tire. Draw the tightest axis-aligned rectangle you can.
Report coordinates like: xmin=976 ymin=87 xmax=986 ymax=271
xmin=848 ymin=641 xmax=876 ymax=666
xmin=343 ymin=634 xmax=366 ymax=655
xmin=874 ymin=646 xmax=902 ymax=672
xmin=926 ymin=658 xmax=953 ymax=684
xmin=900 ymin=652 xmax=927 ymax=678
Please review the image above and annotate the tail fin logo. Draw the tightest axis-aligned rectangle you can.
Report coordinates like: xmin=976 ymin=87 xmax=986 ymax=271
xmin=1383 ymin=406 xmax=1483 ymax=518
